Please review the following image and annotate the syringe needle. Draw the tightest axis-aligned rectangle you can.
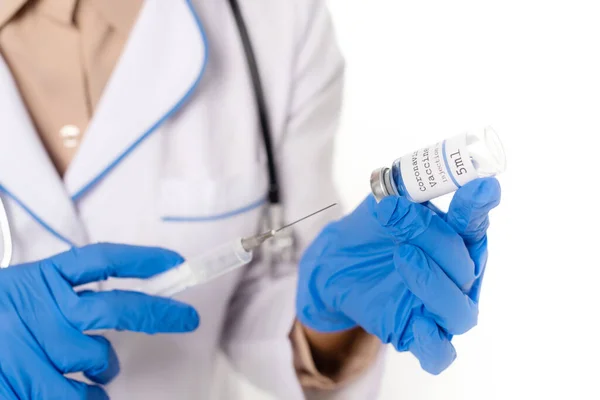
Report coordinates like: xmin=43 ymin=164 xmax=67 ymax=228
xmin=135 ymin=204 xmax=339 ymax=297
xmin=276 ymin=203 xmax=338 ymax=232
xmin=241 ymin=203 xmax=338 ymax=252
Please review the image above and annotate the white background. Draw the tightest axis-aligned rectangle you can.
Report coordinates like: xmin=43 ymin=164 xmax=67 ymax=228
xmin=327 ymin=0 xmax=600 ymax=399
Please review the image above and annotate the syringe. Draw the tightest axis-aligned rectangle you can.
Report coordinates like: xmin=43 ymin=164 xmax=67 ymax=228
xmin=137 ymin=203 xmax=338 ymax=297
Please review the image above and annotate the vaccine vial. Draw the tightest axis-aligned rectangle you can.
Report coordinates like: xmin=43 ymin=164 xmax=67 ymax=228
xmin=370 ymin=126 xmax=506 ymax=203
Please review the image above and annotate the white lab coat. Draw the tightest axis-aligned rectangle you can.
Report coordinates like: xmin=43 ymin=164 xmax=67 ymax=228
xmin=0 ymin=0 xmax=384 ymax=399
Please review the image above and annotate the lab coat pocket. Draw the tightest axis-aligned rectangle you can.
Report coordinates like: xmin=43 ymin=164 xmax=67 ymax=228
xmin=157 ymin=163 xmax=268 ymax=259
xmin=158 ymin=164 xmax=267 ymax=224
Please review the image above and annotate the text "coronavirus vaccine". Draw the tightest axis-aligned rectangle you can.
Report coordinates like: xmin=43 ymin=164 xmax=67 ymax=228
xmin=370 ymin=126 xmax=507 ymax=203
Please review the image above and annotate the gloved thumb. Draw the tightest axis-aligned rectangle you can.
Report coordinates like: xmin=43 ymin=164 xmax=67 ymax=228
xmin=446 ymin=178 xmax=501 ymax=244
xmin=408 ymin=317 xmax=457 ymax=375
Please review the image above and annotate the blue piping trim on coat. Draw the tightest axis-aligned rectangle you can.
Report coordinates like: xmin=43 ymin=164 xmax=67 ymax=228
xmin=162 ymin=197 xmax=267 ymax=222
xmin=0 ymin=185 xmax=75 ymax=247
xmin=71 ymin=0 xmax=210 ymax=202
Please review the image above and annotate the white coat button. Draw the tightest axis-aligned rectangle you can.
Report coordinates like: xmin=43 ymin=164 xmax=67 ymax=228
xmin=59 ymin=125 xmax=80 ymax=148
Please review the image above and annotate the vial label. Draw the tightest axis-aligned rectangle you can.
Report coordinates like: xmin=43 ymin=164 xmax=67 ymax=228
xmin=399 ymin=133 xmax=478 ymax=202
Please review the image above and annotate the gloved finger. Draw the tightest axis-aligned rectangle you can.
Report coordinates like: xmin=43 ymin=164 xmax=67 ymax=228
xmin=464 ymin=236 xmax=489 ymax=300
xmin=50 ymin=333 xmax=120 ymax=385
xmin=70 ymin=290 xmax=200 ymax=333
xmin=422 ymin=201 xmax=445 ymax=218
xmin=468 ymin=268 xmax=486 ymax=303
xmin=50 ymin=243 xmax=185 ymax=286
xmin=83 ymin=336 xmax=120 ymax=385
xmin=376 ymin=197 xmax=476 ymax=292
xmin=394 ymin=245 xmax=478 ymax=334
xmin=445 ymin=178 xmax=499 ymax=294
xmin=2 ymin=341 xmax=109 ymax=400
xmin=0 ymin=373 xmax=18 ymax=399
xmin=408 ymin=317 xmax=456 ymax=375
xmin=29 ymin=312 xmax=120 ymax=385
xmin=374 ymin=196 xmax=433 ymax=243
xmin=27 ymin=374 xmax=109 ymax=400
xmin=65 ymin=379 xmax=109 ymax=400
xmin=445 ymin=178 xmax=501 ymax=245
xmin=409 ymin=216 xmax=476 ymax=292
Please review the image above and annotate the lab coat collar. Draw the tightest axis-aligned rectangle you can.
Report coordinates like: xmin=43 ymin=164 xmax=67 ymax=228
xmin=63 ymin=0 xmax=208 ymax=201
xmin=0 ymin=58 xmax=87 ymax=247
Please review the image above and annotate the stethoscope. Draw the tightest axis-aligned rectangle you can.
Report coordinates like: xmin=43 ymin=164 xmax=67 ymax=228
xmin=228 ymin=0 xmax=296 ymax=271
xmin=0 ymin=0 xmax=295 ymax=270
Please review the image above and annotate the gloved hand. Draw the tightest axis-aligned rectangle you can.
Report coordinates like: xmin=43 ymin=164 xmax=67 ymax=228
xmin=0 ymin=243 xmax=200 ymax=400
xmin=297 ymin=178 xmax=501 ymax=374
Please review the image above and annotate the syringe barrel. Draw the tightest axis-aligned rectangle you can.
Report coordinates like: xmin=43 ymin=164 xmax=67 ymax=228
xmin=370 ymin=126 xmax=506 ymax=203
xmin=135 ymin=239 xmax=253 ymax=297
xmin=188 ymin=238 xmax=253 ymax=283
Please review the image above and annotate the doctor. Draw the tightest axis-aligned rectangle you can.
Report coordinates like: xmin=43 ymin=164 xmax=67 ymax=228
xmin=0 ymin=0 xmax=501 ymax=399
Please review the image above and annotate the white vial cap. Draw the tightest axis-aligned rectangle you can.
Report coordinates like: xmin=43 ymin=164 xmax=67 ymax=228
xmin=467 ymin=126 xmax=507 ymax=177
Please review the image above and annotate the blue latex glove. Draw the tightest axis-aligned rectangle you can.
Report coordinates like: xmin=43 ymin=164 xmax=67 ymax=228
xmin=0 ymin=243 xmax=200 ymax=399
xmin=297 ymin=178 xmax=501 ymax=374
